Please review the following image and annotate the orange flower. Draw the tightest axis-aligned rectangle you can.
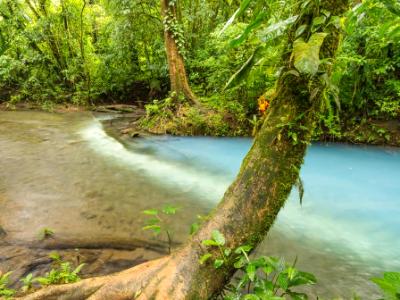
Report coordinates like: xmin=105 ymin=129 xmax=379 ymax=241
xmin=258 ymin=95 xmax=269 ymax=115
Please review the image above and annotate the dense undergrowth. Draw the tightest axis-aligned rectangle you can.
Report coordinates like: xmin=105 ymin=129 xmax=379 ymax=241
xmin=0 ymin=0 xmax=399 ymax=145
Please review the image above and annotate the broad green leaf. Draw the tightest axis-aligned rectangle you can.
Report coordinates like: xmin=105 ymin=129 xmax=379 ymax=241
xmin=246 ymin=263 xmax=257 ymax=281
xmin=202 ymin=239 xmax=219 ymax=246
xmin=277 ymin=273 xmax=289 ymax=290
xmin=211 ymin=230 xmax=225 ymax=246
xmin=214 ymin=259 xmax=224 ymax=269
xmin=219 ymin=0 xmax=252 ymax=36
xmin=259 ymin=15 xmax=298 ymax=42
xmin=311 ymin=16 xmax=327 ymax=32
xmin=235 ymin=244 xmax=253 ymax=254
xmin=293 ymin=33 xmax=328 ymax=76
xmin=372 ymin=272 xmax=400 ymax=300
xmin=230 ymin=11 xmax=268 ymax=48
xmin=286 ymin=267 xmax=298 ymax=280
xmin=295 ymin=25 xmax=308 ymax=38
xmin=199 ymin=253 xmax=212 ymax=265
xmin=328 ymin=16 xmax=342 ymax=29
xmin=288 ymin=271 xmax=317 ymax=287
xmin=190 ymin=222 xmax=199 ymax=235
xmin=234 ymin=257 xmax=246 ymax=269
xmin=225 ymin=47 xmax=262 ymax=90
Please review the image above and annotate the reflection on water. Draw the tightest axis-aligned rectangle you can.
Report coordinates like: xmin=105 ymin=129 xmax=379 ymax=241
xmin=1 ymin=111 xmax=399 ymax=298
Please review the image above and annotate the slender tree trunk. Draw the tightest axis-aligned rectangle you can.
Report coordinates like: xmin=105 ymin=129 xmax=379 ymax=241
xmin=21 ymin=1 xmax=349 ymax=299
xmin=161 ymin=0 xmax=201 ymax=106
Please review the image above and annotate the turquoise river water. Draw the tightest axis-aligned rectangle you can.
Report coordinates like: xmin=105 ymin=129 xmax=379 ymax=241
xmin=0 ymin=111 xmax=399 ymax=298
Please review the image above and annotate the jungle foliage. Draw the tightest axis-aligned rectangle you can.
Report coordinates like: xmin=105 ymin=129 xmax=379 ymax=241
xmin=0 ymin=0 xmax=399 ymax=140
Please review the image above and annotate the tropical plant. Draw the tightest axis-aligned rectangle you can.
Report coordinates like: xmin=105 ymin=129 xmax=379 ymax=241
xmin=20 ymin=273 xmax=34 ymax=293
xmin=142 ymin=204 xmax=180 ymax=254
xmin=0 ymin=271 xmax=15 ymax=299
xmin=372 ymin=272 xmax=400 ymax=300
xmin=35 ymin=252 xmax=85 ymax=286
xmin=200 ymin=231 xmax=316 ymax=299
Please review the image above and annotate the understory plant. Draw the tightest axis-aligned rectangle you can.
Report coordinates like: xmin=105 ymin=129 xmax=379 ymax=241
xmin=35 ymin=252 xmax=85 ymax=286
xmin=141 ymin=96 xmax=249 ymax=136
xmin=0 ymin=272 xmax=15 ymax=299
xmin=200 ymin=230 xmax=316 ymax=299
xmin=142 ymin=204 xmax=180 ymax=254
xmin=0 ymin=253 xmax=84 ymax=298
xmin=372 ymin=272 xmax=400 ymax=300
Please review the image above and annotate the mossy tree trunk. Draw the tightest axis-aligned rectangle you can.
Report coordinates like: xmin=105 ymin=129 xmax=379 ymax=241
xmin=161 ymin=0 xmax=201 ymax=106
xmin=22 ymin=1 xmax=349 ymax=299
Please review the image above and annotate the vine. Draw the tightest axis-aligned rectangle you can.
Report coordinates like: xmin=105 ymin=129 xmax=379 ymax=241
xmin=163 ymin=1 xmax=187 ymax=59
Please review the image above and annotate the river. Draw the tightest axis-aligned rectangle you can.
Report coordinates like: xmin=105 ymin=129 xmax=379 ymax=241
xmin=0 ymin=111 xmax=399 ymax=298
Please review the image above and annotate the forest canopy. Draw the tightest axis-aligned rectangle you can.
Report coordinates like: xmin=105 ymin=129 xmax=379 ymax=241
xmin=0 ymin=0 xmax=399 ymax=142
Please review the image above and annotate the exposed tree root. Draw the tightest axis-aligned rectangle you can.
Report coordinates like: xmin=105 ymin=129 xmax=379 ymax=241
xmin=22 ymin=257 xmax=170 ymax=300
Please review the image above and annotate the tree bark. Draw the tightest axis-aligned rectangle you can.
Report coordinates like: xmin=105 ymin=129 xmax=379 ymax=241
xmin=161 ymin=0 xmax=201 ymax=106
xmin=21 ymin=1 xmax=349 ymax=299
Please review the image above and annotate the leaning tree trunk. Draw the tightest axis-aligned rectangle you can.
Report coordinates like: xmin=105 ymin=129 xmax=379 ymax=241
xmin=161 ymin=0 xmax=201 ymax=106
xmin=21 ymin=1 xmax=349 ymax=299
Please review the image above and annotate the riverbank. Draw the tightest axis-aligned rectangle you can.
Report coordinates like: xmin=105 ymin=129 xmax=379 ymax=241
xmin=1 ymin=101 xmax=399 ymax=148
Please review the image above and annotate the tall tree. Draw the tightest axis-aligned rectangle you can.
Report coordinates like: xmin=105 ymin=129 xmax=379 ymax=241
xmin=22 ymin=0 xmax=349 ymax=299
xmin=161 ymin=0 xmax=200 ymax=106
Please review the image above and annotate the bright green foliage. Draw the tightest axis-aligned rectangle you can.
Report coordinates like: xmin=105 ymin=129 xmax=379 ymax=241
xmin=0 ymin=0 xmax=166 ymax=105
xmin=20 ymin=273 xmax=34 ymax=293
xmin=0 ymin=272 xmax=15 ymax=299
xmin=329 ymin=0 xmax=400 ymax=127
xmin=225 ymin=254 xmax=316 ymax=300
xmin=372 ymin=272 xmax=400 ymax=300
xmin=200 ymin=229 xmax=232 ymax=269
xmin=1 ymin=254 xmax=85 ymax=297
xmin=293 ymin=33 xmax=327 ymax=76
xmin=200 ymin=231 xmax=316 ymax=299
xmin=142 ymin=204 xmax=180 ymax=253
xmin=0 ymin=0 xmax=398 ymax=144
xmin=141 ymin=92 xmax=248 ymax=136
xmin=35 ymin=253 xmax=85 ymax=286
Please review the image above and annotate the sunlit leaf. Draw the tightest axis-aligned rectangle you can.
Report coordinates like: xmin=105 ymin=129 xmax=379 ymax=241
xmin=372 ymin=272 xmax=400 ymax=300
xmin=258 ymin=15 xmax=298 ymax=42
xmin=246 ymin=263 xmax=256 ymax=281
xmin=211 ymin=230 xmax=225 ymax=246
xmin=230 ymin=11 xmax=268 ymax=48
xmin=219 ymin=0 xmax=253 ymax=36
xmin=199 ymin=253 xmax=212 ymax=265
xmin=293 ymin=33 xmax=327 ymax=76
xmin=225 ymin=47 xmax=262 ymax=90
xmin=295 ymin=25 xmax=308 ymax=38
xmin=142 ymin=209 xmax=158 ymax=215
xmin=214 ymin=259 xmax=224 ymax=268
xmin=202 ymin=239 xmax=219 ymax=246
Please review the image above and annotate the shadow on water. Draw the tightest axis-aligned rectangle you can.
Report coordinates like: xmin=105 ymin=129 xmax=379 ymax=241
xmin=0 ymin=111 xmax=399 ymax=298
